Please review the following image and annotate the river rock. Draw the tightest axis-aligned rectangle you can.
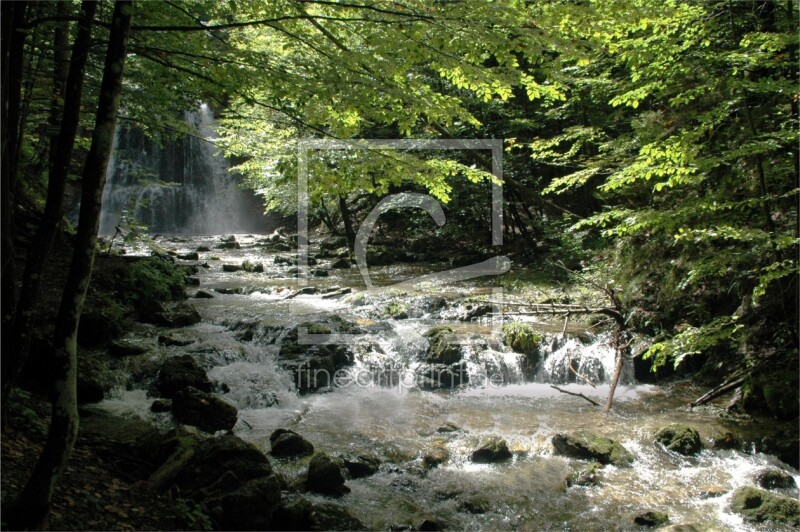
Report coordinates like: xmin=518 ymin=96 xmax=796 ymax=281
xmin=151 ymin=399 xmax=172 ymax=413
xmin=730 ymin=486 xmax=800 ymax=525
xmin=306 ymin=452 xmax=348 ymax=495
xmin=178 ymin=252 xmax=199 ymax=261
xmin=155 ymin=355 xmax=212 ymax=397
xmin=423 ymin=326 xmax=462 ymax=364
xmin=566 ymin=462 xmax=603 ymax=487
xmin=158 ymin=334 xmax=195 ymax=347
xmin=423 ymin=447 xmax=450 ymax=468
xmin=330 ymin=257 xmax=351 ymax=269
xmin=172 ymin=386 xmax=238 ymax=433
xmin=271 ymin=497 xmax=365 ymax=531
xmin=634 ymin=511 xmax=669 ymax=527
xmin=552 ymin=431 xmax=633 ymax=466
xmin=416 ymin=362 xmax=469 ymax=390
xmin=170 ymin=303 xmax=202 ymax=327
xmin=278 ymin=321 xmax=358 ymax=393
xmin=196 ymin=245 xmax=211 ymax=252
xmin=222 ymin=263 xmax=243 ymax=272
xmin=269 ymin=429 xmax=315 ymax=458
xmin=340 ymin=453 xmax=381 ymax=478
xmin=655 ymin=425 xmax=703 ymax=456
xmin=242 ymin=260 xmax=264 ymax=273
xmin=206 ymin=474 xmax=282 ymax=530
xmin=108 ymin=339 xmax=148 ymax=358
xmin=470 ymin=436 xmax=512 ymax=463
xmin=185 ymin=276 xmax=200 ymax=286
xmin=710 ymin=430 xmax=741 ymax=451
xmin=756 ymin=468 xmax=797 ymax=490
xmin=193 ymin=289 xmax=214 ymax=299
xmin=311 ymin=268 xmax=329 ymax=277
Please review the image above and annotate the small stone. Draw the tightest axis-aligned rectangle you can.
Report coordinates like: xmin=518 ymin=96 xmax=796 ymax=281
xmin=470 ymin=436 xmax=512 ymax=463
xmin=194 ymin=289 xmax=214 ymax=299
xmin=634 ymin=511 xmax=669 ymax=527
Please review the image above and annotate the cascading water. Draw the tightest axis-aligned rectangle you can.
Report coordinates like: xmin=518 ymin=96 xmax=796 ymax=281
xmin=99 ymin=105 xmax=271 ymax=235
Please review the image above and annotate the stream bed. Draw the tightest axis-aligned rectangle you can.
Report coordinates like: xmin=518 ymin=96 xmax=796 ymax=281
xmin=93 ymin=234 xmax=799 ymax=531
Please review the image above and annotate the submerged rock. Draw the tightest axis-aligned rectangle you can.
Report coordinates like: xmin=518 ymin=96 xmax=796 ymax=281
xmin=423 ymin=447 xmax=450 ymax=469
xmin=222 ymin=264 xmax=243 ymax=272
xmin=269 ymin=429 xmax=315 ymax=458
xmin=566 ymin=462 xmax=603 ymax=487
xmin=470 ymin=436 xmax=512 ymax=463
xmin=634 ymin=511 xmax=669 ymax=527
xmin=155 ymin=355 xmax=212 ymax=398
xmin=306 ymin=452 xmax=348 ymax=495
xmin=655 ymin=425 xmax=703 ymax=456
xmin=340 ymin=453 xmax=381 ymax=478
xmin=172 ymin=386 xmax=238 ymax=433
xmin=552 ymin=431 xmax=633 ymax=466
xmin=730 ymin=486 xmax=800 ymax=525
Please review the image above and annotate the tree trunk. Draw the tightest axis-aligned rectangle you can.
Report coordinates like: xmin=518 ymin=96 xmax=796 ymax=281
xmin=2 ymin=0 xmax=97 ymax=405
xmin=5 ymin=2 xmax=133 ymax=528
xmin=47 ymin=1 xmax=72 ymax=170
xmin=1 ymin=1 xmax=28 ymax=339
xmin=339 ymin=195 xmax=356 ymax=250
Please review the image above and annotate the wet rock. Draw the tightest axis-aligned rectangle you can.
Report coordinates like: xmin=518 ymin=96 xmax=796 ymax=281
xmin=312 ymin=268 xmax=329 ymax=277
xmin=271 ymin=496 xmax=365 ymax=531
xmin=155 ymin=355 xmax=212 ymax=398
xmin=306 ymin=452 xmax=348 ymax=495
xmin=206 ymin=474 xmax=282 ymax=530
xmin=151 ymin=399 xmax=172 ymax=413
xmin=634 ymin=511 xmax=669 ymax=527
xmin=710 ymin=431 xmax=741 ymax=451
xmin=566 ymin=462 xmax=603 ymax=487
xmin=470 ymin=436 xmax=512 ymax=463
xmin=278 ymin=321 xmax=358 ymax=393
xmin=108 ymin=339 xmax=148 ymax=358
xmin=172 ymin=386 xmax=238 ymax=433
xmin=222 ymin=235 xmax=236 ymax=243
xmin=178 ymin=252 xmax=199 ymax=261
xmin=423 ymin=447 xmax=449 ymax=468
xmin=757 ymin=428 xmax=800 ymax=469
xmin=419 ymin=518 xmax=448 ymax=531
xmin=158 ymin=334 xmax=195 ymax=347
xmin=272 ymin=242 xmax=291 ymax=252
xmin=340 ymin=453 xmax=380 ymax=478
xmin=459 ymin=495 xmax=492 ymax=514
xmin=462 ymin=304 xmax=492 ymax=321
xmin=185 ymin=276 xmax=200 ymax=286
xmin=196 ymin=245 xmax=211 ymax=252
xmin=756 ymin=468 xmax=797 ymax=490
xmin=193 ymin=289 xmax=214 ymax=299
xmin=330 ymin=258 xmax=351 ymax=269
xmin=552 ymin=431 xmax=633 ymax=466
xmin=269 ymin=429 xmax=315 ymax=458
xmin=274 ymin=255 xmax=295 ymax=265
xmin=436 ymin=422 xmax=461 ymax=433
xmin=216 ymin=241 xmax=241 ymax=249
xmin=242 ymin=260 xmax=264 ymax=273
xmin=423 ymin=326 xmax=462 ymax=365
xmin=222 ymin=264 xmax=243 ymax=272
xmin=655 ymin=425 xmax=703 ymax=456
xmin=169 ymin=303 xmax=202 ymax=327
xmin=416 ymin=362 xmax=469 ymax=390
xmin=730 ymin=486 xmax=800 ymax=525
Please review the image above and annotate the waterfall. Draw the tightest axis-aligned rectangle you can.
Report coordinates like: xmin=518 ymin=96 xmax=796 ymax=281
xmin=99 ymin=105 xmax=272 ymax=235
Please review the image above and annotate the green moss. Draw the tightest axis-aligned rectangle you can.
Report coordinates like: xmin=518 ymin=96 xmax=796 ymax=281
xmin=502 ymin=322 xmax=541 ymax=354
xmin=731 ymin=487 xmax=800 ymax=525
xmin=125 ymin=257 xmax=186 ymax=304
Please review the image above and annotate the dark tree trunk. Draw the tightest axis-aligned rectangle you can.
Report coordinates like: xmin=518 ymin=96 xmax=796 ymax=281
xmin=1 ymin=1 xmax=28 ymax=338
xmin=339 ymin=195 xmax=356 ymax=250
xmin=47 ymin=1 xmax=72 ymax=170
xmin=5 ymin=2 xmax=133 ymax=528
xmin=2 ymin=1 xmax=97 ymax=403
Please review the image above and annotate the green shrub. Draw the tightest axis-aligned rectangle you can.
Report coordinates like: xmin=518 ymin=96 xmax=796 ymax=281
xmin=125 ymin=257 xmax=186 ymax=304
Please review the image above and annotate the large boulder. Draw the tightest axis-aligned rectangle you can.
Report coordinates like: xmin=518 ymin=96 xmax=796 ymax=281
xmin=155 ymin=355 xmax=212 ymax=398
xmin=339 ymin=453 xmax=381 ymax=479
xmin=270 ymin=429 xmax=315 ymax=458
xmin=470 ymin=436 xmax=512 ymax=463
xmin=306 ymin=452 xmax=347 ymax=495
xmin=165 ymin=303 xmax=202 ymax=327
xmin=552 ymin=431 xmax=633 ymax=466
xmin=423 ymin=326 xmax=462 ymax=365
xmin=730 ymin=486 xmax=800 ymax=526
xmin=278 ymin=321 xmax=358 ymax=393
xmin=756 ymin=468 xmax=797 ymax=490
xmin=633 ymin=511 xmax=669 ymax=527
xmin=172 ymin=386 xmax=238 ymax=433
xmin=654 ymin=425 xmax=703 ymax=456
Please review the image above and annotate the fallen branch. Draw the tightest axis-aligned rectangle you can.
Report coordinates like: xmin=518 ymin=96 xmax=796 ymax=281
xmin=550 ymin=385 xmax=600 ymax=407
xmin=689 ymin=376 xmax=746 ymax=408
xmin=568 ymin=360 xmax=595 ymax=388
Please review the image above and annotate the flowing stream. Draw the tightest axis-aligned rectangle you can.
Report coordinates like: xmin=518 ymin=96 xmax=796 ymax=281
xmin=93 ymin=234 xmax=798 ymax=531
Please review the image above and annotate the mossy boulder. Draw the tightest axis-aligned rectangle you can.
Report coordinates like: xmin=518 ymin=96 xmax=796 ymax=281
xmin=470 ymin=436 xmax=512 ymax=463
xmin=339 ymin=453 xmax=380 ymax=479
xmin=756 ymin=468 xmax=797 ymax=490
xmin=567 ymin=462 xmax=603 ymax=487
xmin=278 ymin=321 xmax=358 ymax=393
xmin=552 ymin=431 xmax=633 ymax=466
xmin=743 ymin=367 xmax=800 ymax=420
xmin=730 ymin=486 xmax=800 ymax=525
xmin=655 ymin=425 xmax=703 ymax=456
xmin=423 ymin=326 xmax=462 ymax=365
xmin=502 ymin=322 xmax=542 ymax=379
